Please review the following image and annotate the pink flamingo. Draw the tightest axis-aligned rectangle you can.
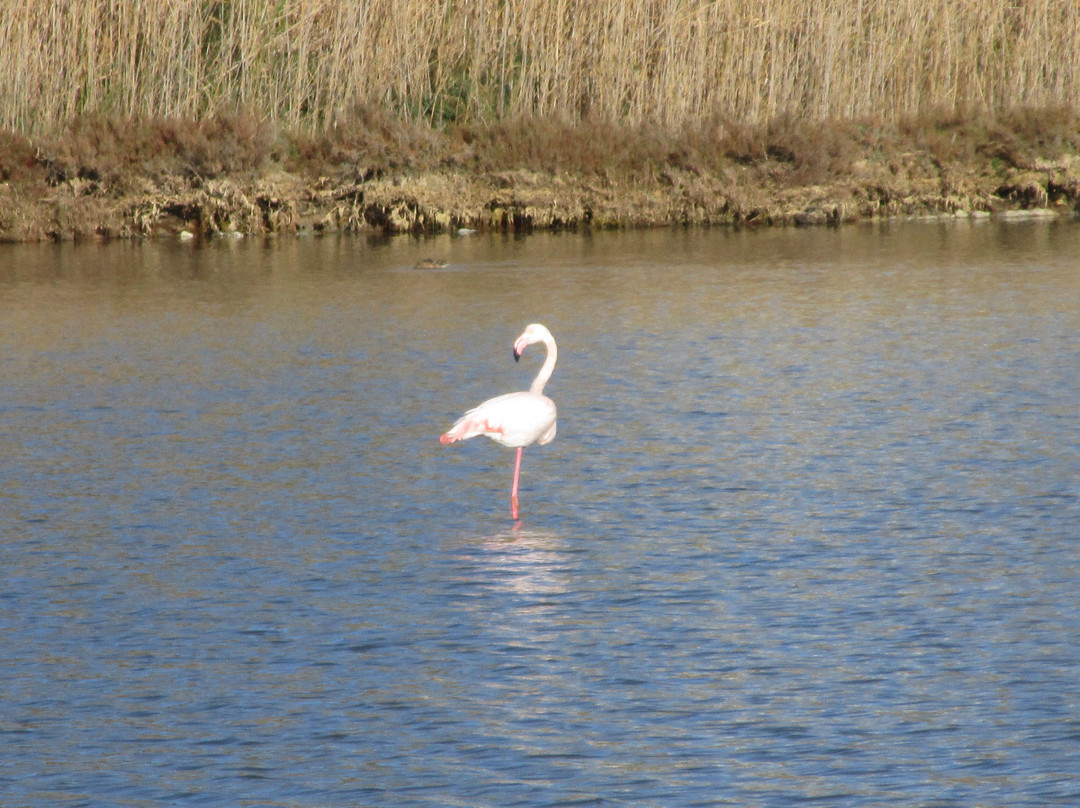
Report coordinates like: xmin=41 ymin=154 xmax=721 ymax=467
xmin=440 ymin=323 xmax=558 ymax=519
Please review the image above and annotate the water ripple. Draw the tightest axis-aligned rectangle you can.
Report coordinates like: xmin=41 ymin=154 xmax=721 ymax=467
xmin=2 ymin=225 xmax=1080 ymax=806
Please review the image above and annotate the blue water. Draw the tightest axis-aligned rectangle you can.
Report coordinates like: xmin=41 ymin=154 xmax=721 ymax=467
xmin=2 ymin=222 xmax=1079 ymax=806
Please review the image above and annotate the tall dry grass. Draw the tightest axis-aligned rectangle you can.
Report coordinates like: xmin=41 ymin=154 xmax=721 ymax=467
xmin=3 ymin=0 xmax=1079 ymax=135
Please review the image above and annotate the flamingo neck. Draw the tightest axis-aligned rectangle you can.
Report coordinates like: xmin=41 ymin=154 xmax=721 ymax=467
xmin=529 ymin=335 xmax=557 ymax=395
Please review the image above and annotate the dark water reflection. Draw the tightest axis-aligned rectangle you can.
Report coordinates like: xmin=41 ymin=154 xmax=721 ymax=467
xmin=2 ymin=221 xmax=1079 ymax=806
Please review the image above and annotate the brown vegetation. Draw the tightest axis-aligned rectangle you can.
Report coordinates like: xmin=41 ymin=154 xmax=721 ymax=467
xmin=4 ymin=1 xmax=1080 ymax=132
xmin=2 ymin=107 xmax=1079 ymax=241
xmin=2 ymin=2 xmax=1080 ymax=240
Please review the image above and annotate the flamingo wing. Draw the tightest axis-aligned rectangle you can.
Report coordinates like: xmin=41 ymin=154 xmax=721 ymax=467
xmin=440 ymin=392 xmax=556 ymax=448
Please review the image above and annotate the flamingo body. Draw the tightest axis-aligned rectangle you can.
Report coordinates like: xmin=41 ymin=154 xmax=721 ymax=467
xmin=440 ymin=323 xmax=559 ymax=518
xmin=439 ymin=391 xmax=556 ymax=448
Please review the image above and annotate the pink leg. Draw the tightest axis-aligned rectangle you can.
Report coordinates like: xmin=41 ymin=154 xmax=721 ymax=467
xmin=510 ymin=447 xmax=523 ymax=519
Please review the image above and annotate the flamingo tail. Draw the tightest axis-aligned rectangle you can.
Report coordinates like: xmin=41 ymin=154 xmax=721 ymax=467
xmin=439 ymin=412 xmax=501 ymax=444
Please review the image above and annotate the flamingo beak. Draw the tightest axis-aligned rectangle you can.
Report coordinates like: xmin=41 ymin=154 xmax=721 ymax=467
xmin=513 ymin=327 xmax=538 ymax=361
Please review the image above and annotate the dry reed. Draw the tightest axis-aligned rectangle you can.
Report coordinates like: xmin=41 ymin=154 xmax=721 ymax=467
xmin=2 ymin=0 xmax=1079 ymax=135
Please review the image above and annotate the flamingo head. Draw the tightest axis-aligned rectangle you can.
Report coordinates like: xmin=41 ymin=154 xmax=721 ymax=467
xmin=513 ymin=323 xmax=551 ymax=362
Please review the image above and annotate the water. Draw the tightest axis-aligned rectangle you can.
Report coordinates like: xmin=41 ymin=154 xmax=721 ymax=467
xmin=2 ymin=221 xmax=1079 ymax=807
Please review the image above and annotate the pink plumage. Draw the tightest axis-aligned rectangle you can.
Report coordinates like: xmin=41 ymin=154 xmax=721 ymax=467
xmin=440 ymin=323 xmax=558 ymax=519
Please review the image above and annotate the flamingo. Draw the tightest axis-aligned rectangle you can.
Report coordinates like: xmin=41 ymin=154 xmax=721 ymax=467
xmin=440 ymin=323 xmax=558 ymax=519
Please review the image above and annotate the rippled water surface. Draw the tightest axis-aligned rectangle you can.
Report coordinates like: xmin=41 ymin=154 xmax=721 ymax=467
xmin=2 ymin=221 xmax=1080 ymax=806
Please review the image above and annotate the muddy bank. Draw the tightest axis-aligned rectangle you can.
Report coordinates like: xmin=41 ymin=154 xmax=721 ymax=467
xmin=2 ymin=112 xmax=1079 ymax=241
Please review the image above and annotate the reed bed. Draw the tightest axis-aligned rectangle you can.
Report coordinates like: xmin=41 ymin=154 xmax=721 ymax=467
xmin=3 ymin=0 xmax=1079 ymax=135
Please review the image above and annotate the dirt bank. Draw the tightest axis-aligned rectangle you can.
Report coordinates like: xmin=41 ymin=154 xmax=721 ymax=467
xmin=2 ymin=110 xmax=1079 ymax=242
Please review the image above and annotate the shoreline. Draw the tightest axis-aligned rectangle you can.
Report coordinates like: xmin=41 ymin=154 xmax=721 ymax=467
xmin=4 ymin=165 xmax=1076 ymax=245
xmin=2 ymin=114 xmax=1079 ymax=242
